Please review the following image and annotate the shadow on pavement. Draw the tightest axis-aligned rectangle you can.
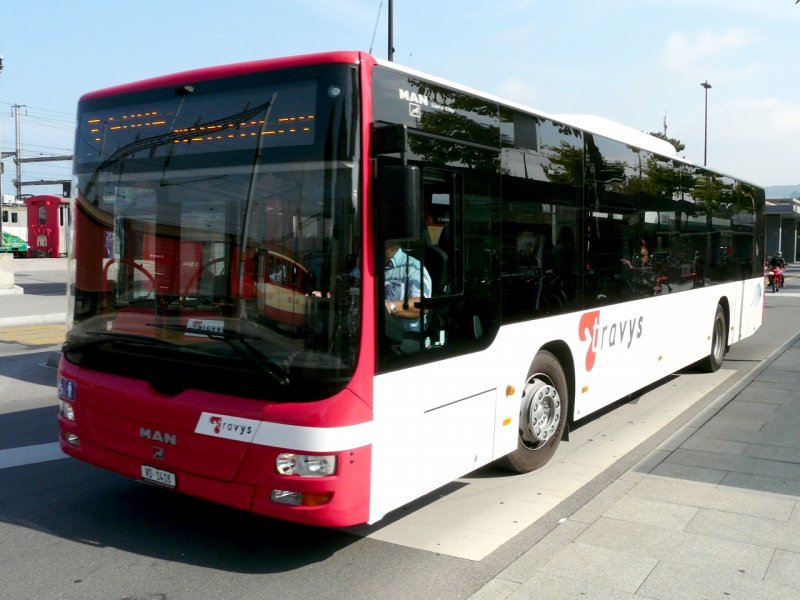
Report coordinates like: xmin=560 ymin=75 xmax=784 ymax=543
xmin=0 ymin=452 xmax=355 ymax=574
xmin=0 ymin=350 xmax=59 ymax=387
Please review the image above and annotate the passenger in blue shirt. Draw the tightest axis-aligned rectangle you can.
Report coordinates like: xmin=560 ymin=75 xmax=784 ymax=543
xmin=384 ymin=242 xmax=432 ymax=344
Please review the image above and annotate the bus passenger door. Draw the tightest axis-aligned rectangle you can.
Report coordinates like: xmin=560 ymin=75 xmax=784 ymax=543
xmin=373 ymin=158 xmax=503 ymax=514
xmin=419 ymin=170 xmax=459 ymax=348
xmin=377 ymin=165 xmax=500 ymax=359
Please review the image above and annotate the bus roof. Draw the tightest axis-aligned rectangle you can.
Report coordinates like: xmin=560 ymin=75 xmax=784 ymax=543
xmin=554 ymin=113 xmax=680 ymax=158
xmin=79 ymin=50 xmax=364 ymax=102
xmin=373 ymin=57 xmax=681 ymax=161
xmin=374 ymin=57 xmax=774 ymax=190
xmin=80 ymin=50 xmax=758 ymax=186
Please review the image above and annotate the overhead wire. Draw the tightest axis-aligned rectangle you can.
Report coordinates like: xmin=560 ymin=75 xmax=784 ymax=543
xmin=0 ymin=102 xmax=74 ymax=196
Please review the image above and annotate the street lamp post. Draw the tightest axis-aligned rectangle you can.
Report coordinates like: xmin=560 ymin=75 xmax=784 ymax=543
xmin=701 ymin=80 xmax=711 ymax=166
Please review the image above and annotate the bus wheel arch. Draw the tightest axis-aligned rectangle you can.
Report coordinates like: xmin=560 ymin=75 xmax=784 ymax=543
xmin=497 ymin=343 xmax=573 ymax=473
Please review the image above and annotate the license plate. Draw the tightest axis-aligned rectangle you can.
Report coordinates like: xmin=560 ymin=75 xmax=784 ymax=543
xmin=141 ymin=465 xmax=176 ymax=488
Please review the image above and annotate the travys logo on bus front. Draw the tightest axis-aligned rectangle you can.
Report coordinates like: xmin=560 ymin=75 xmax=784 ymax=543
xmin=578 ymin=310 xmax=644 ymax=371
xmin=195 ymin=412 xmax=259 ymax=442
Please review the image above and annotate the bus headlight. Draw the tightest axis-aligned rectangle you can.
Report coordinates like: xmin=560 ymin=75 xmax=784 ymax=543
xmin=276 ymin=453 xmax=337 ymax=477
xmin=59 ymin=401 xmax=75 ymax=421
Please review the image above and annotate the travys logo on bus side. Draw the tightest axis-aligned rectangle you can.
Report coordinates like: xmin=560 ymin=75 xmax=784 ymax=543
xmin=578 ymin=310 xmax=644 ymax=371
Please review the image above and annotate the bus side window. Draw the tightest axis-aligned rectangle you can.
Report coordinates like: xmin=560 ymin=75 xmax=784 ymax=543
xmin=377 ymin=160 xmax=500 ymax=369
xmin=424 ymin=172 xmax=455 ymax=298
xmin=419 ymin=173 xmax=455 ymax=350
xmin=423 ymin=168 xmax=500 ymax=350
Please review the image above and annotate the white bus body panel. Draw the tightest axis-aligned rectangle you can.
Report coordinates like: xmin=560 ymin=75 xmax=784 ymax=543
xmin=368 ymin=278 xmax=763 ymax=523
xmin=370 ymin=351 xmax=517 ymax=523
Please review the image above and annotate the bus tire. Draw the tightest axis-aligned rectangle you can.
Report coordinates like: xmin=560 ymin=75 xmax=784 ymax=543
xmin=497 ymin=350 xmax=569 ymax=473
xmin=697 ymin=304 xmax=727 ymax=373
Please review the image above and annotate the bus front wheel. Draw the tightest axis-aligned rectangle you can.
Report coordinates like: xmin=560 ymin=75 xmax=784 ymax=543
xmin=498 ymin=350 xmax=569 ymax=473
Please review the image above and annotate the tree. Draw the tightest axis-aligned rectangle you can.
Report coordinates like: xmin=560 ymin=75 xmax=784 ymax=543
xmin=647 ymin=131 xmax=686 ymax=153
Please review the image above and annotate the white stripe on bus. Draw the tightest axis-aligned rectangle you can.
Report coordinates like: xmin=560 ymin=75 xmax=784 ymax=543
xmin=195 ymin=411 xmax=373 ymax=452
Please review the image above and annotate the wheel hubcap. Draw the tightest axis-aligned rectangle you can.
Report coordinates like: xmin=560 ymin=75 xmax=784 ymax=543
xmin=712 ymin=318 xmax=724 ymax=362
xmin=520 ymin=377 xmax=561 ymax=447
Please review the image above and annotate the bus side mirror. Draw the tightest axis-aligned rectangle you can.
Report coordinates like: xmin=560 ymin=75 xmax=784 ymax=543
xmin=376 ymin=165 xmax=421 ymax=240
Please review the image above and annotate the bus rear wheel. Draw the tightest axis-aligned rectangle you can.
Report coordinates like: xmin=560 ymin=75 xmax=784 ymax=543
xmin=696 ymin=304 xmax=727 ymax=373
xmin=497 ymin=350 xmax=569 ymax=473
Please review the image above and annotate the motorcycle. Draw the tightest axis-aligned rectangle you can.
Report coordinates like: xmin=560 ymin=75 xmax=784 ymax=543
xmin=766 ymin=264 xmax=784 ymax=293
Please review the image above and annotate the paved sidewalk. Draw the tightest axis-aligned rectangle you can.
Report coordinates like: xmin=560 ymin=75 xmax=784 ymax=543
xmin=0 ymin=257 xmax=67 ymax=328
xmin=473 ymin=331 xmax=800 ymax=599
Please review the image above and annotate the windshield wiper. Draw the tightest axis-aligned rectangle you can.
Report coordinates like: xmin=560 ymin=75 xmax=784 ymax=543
xmin=62 ymin=330 xmax=185 ymax=354
xmin=145 ymin=322 xmax=290 ymax=387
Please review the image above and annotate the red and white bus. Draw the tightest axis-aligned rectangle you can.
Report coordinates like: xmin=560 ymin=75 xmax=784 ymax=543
xmin=58 ymin=51 xmax=765 ymax=527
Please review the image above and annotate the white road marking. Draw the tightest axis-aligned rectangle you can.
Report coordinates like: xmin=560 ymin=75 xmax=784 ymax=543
xmin=0 ymin=442 xmax=67 ymax=470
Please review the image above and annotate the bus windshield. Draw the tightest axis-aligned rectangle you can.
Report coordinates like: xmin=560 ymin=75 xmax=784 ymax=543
xmin=66 ymin=63 xmax=361 ymax=401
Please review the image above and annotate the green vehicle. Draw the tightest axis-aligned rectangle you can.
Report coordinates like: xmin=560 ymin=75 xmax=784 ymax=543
xmin=1 ymin=203 xmax=29 ymax=257
xmin=0 ymin=231 xmax=28 ymax=256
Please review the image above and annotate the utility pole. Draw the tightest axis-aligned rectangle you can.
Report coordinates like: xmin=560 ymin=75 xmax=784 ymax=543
xmin=4 ymin=104 xmax=71 ymax=199
xmin=13 ymin=103 xmax=24 ymax=200
xmin=388 ymin=0 xmax=394 ymax=62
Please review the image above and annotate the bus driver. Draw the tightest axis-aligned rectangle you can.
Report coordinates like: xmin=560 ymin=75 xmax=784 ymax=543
xmin=384 ymin=241 xmax=432 ymax=347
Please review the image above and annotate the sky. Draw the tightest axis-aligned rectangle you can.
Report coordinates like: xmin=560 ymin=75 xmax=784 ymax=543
xmin=1 ymin=0 xmax=799 ymax=199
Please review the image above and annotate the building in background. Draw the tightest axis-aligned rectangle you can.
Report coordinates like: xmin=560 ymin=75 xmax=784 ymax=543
xmin=766 ymin=198 xmax=800 ymax=262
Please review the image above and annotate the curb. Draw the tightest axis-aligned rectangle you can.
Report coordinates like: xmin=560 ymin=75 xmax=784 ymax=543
xmin=0 ymin=285 xmax=24 ymax=296
xmin=0 ymin=313 xmax=66 ymax=329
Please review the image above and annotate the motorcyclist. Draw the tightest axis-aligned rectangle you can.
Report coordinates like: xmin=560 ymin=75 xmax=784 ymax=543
xmin=768 ymin=251 xmax=786 ymax=270
xmin=767 ymin=252 xmax=786 ymax=290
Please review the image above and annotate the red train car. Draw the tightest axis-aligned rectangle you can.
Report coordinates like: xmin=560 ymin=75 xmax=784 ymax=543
xmin=26 ymin=194 xmax=71 ymax=257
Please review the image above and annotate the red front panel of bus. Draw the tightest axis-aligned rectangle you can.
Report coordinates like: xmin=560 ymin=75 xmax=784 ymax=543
xmin=58 ymin=356 xmax=373 ymax=527
xmin=60 ymin=50 xmax=381 ymax=527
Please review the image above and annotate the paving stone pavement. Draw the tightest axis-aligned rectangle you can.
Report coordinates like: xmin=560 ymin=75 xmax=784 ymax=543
xmin=472 ymin=333 xmax=800 ymax=600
